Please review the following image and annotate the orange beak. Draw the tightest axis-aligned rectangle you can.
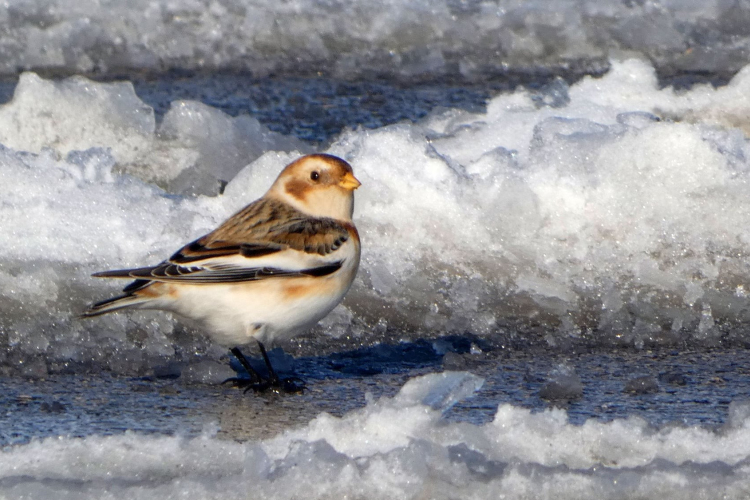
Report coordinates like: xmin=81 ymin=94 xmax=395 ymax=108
xmin=339 ymin=172 xmax=361 ymax=190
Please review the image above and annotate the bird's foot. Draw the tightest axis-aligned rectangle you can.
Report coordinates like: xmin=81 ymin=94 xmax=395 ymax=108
xmin=222 ymin=375 xmax=304 ymax=394
xmin=222 ymin=376 xmax=260 ymax=389
xmin=226 ymin=346 xmax=305 ymax=394
xmin=243 ymin=376 xmax=305 ymax=394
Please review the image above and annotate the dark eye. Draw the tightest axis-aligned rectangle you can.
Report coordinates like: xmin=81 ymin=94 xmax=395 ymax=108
xmin=310 ymin=171 xmax=320 ymax=181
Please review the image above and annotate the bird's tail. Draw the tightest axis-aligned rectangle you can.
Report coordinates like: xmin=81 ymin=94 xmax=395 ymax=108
xmin=80 ymin=293 xmax=150 ymax=318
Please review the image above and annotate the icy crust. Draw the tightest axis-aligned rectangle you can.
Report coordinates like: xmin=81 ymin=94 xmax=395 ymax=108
xmin=4 ymin=60 xmax=750 ymax=374
xmin=1 ymin=0 xmax=750 ymax=81
xmin=337 ymin=59 xmax=750 ymax=348
xmin=3 ymin=373 xmax=750 ymax=499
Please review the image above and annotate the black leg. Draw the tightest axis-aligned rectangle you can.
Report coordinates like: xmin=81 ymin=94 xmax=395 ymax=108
xmin=230 ymin=347 xmax=264 ymax=383
xmin=222 ymin=347 xmax=265 ymax=388
xmin=257 ymin=341 xmax=280 ymax=385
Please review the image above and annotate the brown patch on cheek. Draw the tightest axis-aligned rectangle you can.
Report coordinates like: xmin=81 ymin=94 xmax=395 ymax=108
xmin=285 ymin=178 xmax=311 ymax=201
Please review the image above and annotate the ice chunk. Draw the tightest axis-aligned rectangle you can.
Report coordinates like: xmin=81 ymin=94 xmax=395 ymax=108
xmin=152 ymin=100 xmax=311 ymax=196
xmin=267 ymin=371 xmax=483 ymax=459
xmin=394 ymin=371 xmax=484 ymax=411
xmin=0 ymin=73 xmax=154 ymax=163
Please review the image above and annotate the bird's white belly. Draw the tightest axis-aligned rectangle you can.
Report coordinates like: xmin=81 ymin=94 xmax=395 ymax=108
xmin=160 ymin=273 xmax=351 ymax=347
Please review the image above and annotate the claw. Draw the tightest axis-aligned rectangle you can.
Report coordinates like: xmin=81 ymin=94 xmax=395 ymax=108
xmin=222 ymin=376 xmax=256 ymax=388
xmin=228 ymin=345 xmax=305 ymax=394
xmin=239 ymin=377 xmax=305 ymax=394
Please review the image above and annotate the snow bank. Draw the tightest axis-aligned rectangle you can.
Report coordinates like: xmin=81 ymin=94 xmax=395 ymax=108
xmin=3 ymin=60 xmax=750 ymax=375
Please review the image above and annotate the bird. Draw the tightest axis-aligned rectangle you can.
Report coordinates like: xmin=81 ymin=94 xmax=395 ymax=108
xmin=83 ymin=153 xmax=361 ymax=392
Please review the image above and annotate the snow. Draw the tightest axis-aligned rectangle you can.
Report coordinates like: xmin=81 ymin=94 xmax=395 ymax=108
xmin=4 ymin=59 xmax=750 ymax=374
xmin=2 ymin=372 xmax=750 ymax=499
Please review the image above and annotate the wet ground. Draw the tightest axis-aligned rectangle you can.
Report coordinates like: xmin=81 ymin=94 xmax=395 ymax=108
xmin=2 ymin=339 xmax=748 ymax=447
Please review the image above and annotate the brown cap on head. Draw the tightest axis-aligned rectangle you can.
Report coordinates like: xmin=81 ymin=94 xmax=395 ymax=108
xmin=269 ymin=154 xmax=361 ymax=220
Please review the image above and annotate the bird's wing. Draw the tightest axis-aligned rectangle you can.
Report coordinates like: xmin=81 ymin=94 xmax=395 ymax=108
xmin=91 ymin=258 xmax=344 ymax=284
xmin=191 ymin=197 xmax=353 ymax=258
xmin=93 ymin=198 xmax=355 ymax=285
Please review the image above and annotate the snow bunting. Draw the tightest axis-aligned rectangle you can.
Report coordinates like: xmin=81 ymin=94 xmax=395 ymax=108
xmin=84 ymin=153 xmax=361 ymax=391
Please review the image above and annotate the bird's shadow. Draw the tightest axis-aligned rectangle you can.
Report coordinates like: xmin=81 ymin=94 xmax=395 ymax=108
xmin=228 ymin=335 xmax=483 ymax=382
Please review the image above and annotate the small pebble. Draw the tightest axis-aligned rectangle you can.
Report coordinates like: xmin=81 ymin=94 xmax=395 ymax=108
xmin=624 ymin=376 xmax=659 ymax=394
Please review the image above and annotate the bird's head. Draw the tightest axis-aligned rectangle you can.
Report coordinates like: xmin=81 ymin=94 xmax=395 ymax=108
xmin=269 ymin=154 xmax=361 ymax=220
